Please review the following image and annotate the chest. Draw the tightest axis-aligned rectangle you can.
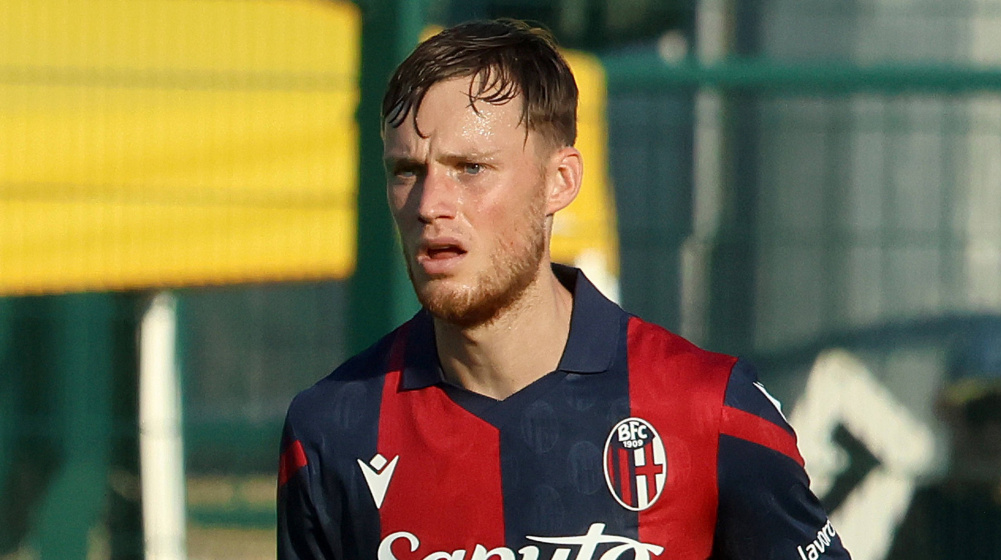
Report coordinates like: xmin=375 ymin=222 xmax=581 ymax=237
xmin=332 ymin=371 xmax=723 ymax=560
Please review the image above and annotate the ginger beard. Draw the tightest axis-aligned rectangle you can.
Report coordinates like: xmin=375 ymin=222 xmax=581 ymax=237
xmin=404 ymin=179 xmax=548 ymax=329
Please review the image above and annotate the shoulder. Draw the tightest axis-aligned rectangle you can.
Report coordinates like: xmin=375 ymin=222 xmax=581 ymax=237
xmin=621 ymin=316 xmax=739 ymax=446
xmin=623 ymin=317 xmax=796 ymax=446
xmin=722 ymin=359 xmax=791 ymax=430
xmin=285 ymin=322 xmax=406 ymax=436
xmin=624 ymin=315 xmax=738 ymax=390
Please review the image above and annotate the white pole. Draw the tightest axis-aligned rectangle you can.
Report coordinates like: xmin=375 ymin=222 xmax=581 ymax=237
xmin=139 ymin=292 xmax=188 ymax=560
xmin=681 ymin=0 xmax=734 ymax=345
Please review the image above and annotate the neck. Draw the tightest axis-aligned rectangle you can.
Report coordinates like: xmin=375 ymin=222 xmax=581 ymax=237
xmin=433 ymin=265 xmax=574 ymax=400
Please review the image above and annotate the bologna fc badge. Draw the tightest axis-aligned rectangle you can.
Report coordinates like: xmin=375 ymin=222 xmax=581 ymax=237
xmin=603 ymin=417 xmax=667 ymax=511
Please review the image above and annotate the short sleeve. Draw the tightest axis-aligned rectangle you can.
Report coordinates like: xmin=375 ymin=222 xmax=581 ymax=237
xmin=713 ymin=360 xmax=851 ymax=559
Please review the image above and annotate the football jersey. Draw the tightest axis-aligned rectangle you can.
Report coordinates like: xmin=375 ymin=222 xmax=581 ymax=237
xmin=278 ymin=266 xmax=850 ymax=560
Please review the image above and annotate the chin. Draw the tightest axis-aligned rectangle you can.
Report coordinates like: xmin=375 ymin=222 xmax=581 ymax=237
xmin=416 ymin=281 xmax=494 ymax=328
xmin=417 ymin=267 xmax=540 ymax=329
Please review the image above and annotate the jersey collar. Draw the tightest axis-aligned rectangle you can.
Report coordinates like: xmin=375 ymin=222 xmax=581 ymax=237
xmin=399 ymin=265 xmax=624 ymax=390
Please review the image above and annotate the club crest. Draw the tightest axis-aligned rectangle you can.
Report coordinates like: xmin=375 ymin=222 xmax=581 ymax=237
xmin=603 ymin=417 xmax=667 ymax=511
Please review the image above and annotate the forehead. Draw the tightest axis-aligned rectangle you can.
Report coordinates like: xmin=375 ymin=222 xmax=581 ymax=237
xmin=383 ymin=76 xmax=530 ymax=154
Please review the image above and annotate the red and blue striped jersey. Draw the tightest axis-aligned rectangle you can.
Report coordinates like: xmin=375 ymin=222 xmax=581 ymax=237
xmin=278 ymin=267 xmax=850 ymax=559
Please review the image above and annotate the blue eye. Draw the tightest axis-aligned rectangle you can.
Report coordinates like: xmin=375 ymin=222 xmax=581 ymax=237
xmin=462 ymin=163 xmax=483 ymax=175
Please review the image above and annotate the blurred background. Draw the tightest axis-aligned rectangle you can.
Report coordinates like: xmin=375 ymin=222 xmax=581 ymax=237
xmin=0 ymin=0 xmax=998 ymax=559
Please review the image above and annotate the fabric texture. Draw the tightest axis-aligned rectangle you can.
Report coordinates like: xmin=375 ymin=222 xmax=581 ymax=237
xmin=277 ymin=266 xmax=851 ymax=559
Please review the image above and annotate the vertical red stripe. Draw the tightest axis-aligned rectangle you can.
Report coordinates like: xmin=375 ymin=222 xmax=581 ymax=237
xmin=627 ymin=317 xmax=736 ymax=559
xmin=618 ymin=447 xmax=633 ymax=507
xmin=376 ymin=328 xmax=505 ymax=553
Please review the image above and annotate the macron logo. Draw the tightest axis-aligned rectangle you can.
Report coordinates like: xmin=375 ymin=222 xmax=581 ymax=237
xmin=358 ymin=453 xmax=399 ymax=508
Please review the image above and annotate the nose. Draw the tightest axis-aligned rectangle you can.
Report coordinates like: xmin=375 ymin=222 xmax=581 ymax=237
xmin=415 ymin=167 xmax=458 ymax=224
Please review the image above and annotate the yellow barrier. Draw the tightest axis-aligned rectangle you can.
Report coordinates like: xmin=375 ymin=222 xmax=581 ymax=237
xmin=0 ymin=0 xmax=360 ymax=294
xmin=0 ymin=3 xmax=618 ymax=295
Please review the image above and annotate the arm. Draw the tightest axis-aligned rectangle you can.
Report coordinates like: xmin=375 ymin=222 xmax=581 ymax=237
xmin=713 ymin=360 xmax=851 ymax=559
xmin=277 ymin=412 xmax=338 ymax=560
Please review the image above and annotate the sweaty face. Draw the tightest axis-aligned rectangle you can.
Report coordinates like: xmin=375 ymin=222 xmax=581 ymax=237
xmin=383 ymin=76 xmax=551 ymax=328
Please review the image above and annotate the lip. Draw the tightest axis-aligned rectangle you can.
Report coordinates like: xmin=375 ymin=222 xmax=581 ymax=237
xmin=415 ymin=236 xmax=468 ymax=276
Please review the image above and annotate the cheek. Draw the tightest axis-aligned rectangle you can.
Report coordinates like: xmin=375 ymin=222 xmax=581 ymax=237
xmin=386 ymin=183 xmax=407 ymax=212
xmin=475 ymin=196 xmax=515 ymax=229
xmin=483 ymin=198 xmax=541 ymax=247
xmin=387 ymin=190 xmax=415 ymax=241
xmin=387 ymin=184 xmax=418 ymax=229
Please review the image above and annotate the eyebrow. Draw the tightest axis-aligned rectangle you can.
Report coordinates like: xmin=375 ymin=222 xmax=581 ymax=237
xmin=438 ymin=150 xmax=501 ymax=164
xmin=383 ymin=150 xmax=502 ymax=168
xmin=383 ymin=155 xmax=419 ymax=169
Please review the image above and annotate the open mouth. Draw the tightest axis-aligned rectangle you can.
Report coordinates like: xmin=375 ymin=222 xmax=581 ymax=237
xmin=426 ymin=245 xmax=466 ymax=260
xmin=417 ymin=239 xmax=467 ymax=274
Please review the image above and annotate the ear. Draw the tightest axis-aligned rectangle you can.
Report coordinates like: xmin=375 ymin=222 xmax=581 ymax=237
xmin=544 ymin=146 xmax=583 ymax=215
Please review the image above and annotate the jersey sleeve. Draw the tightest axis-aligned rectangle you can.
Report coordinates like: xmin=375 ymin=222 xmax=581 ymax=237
xmin=277 ymin=405 xmax=339 ymax=560
xmin=713 ymin=359 xmax=851 ymax=559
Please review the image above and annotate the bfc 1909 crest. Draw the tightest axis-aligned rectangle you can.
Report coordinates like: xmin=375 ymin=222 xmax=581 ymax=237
xmin=603 ymin=417 xmax=667 ymax=511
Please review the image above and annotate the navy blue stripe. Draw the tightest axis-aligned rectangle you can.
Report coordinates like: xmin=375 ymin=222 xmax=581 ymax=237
xmin=498 ymin=311 xmax=635 ymax=549
xmin=723 ymin=359 xmax=796 ymax=436
xmin=714 ymin=435 xmax=849 ymax=558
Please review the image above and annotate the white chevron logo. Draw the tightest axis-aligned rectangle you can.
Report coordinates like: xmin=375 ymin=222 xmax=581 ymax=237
xmin=357 ymin=453 xmax=399 ymax=508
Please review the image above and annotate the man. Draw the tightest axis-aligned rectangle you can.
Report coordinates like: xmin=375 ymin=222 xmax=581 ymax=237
xmin=279 ymin=19 xmax=850 ymax=559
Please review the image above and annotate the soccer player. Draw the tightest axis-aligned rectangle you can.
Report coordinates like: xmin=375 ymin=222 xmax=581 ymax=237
xmin=278 ymin=19 xmax=851 ymax=560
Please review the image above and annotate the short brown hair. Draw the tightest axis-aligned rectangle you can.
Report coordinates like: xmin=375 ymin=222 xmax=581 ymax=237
xmin=382 ymin=19 xmax=578 ymax=149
